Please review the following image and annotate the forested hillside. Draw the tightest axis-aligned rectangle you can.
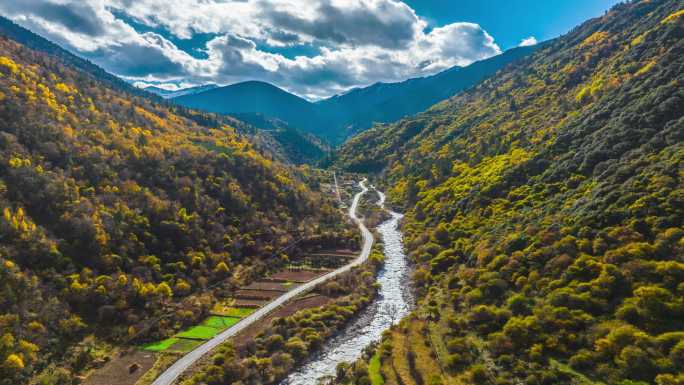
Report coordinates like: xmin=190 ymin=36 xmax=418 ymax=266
xmin=337 ymin=1 xmax=684 ymax=384
xmin=0 ymin=34 xmax=348 ymax=384
xmin=316 ymin=44 xmax=539 ymax=144
xmin=229 ymin=112 xmax=331 ymax=165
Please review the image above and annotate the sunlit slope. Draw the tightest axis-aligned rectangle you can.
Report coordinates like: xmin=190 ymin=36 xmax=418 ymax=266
xmin=0 ymin=31 xmax=342 ymax=383
xmin=337 ymin=1 xmax=684 ymax=384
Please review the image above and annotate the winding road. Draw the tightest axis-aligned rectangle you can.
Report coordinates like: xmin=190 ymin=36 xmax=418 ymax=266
xmin=151 ymin=179 xmax=374 ymax=385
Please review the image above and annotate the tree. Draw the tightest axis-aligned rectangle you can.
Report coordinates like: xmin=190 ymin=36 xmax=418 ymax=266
xmin=3 ymin=353 xmax=24 ymax=371
xmin=214 ymin=262 xmax=230 ymax=276
xmin=156 ymin=282 xmax=173 ymax=298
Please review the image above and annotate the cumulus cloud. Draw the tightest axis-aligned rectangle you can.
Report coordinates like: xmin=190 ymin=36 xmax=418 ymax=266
xmin=0 ymin=0 xmax=503 ymax=99
xmin=519 ymin=36 xmax=538 ymax=47
xmin=261 ymin=0 xmax=422 ymax=49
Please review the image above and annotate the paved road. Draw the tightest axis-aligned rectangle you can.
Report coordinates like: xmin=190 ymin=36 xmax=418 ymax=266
xmin=151 ymin=180 xmax=374 ymax=385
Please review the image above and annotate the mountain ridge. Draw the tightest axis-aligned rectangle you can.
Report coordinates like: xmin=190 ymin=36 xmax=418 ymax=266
xmin=144 ymin=83 xmax=219 ymax=99
xmin=0 ymin=15 xmax=156 ymax=100
xmin=171 ymin=45 xmax=541 ymax=145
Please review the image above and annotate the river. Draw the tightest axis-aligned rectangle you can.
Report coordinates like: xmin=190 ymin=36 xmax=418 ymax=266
xmin=281 ymin=188 xmax=414 ymax=385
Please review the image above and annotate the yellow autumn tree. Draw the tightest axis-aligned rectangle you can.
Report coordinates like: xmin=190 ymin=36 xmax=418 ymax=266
xmin=214 ymin=261 xmax=230 ymax=276
xmin=4 ymin=353 xmax=25 ymax=371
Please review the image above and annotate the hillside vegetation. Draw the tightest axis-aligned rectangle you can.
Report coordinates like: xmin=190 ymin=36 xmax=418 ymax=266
xmin=0 ymin=34 xmax=348 ymax=384
xmin=337 ymin=1 xmax=684 ymax=384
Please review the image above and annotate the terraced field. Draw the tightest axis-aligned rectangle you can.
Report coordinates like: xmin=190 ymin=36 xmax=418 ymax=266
xmin=142 ymin=315 xmax=244 ymax=353
xmin=140 ymin=266 xmax=337 ymax=355
xmin=211 ymin=303 xmax=256 ymax=318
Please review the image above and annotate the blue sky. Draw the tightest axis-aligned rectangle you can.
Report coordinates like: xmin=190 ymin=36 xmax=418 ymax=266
xmin=0 ymin=0 xmax=622 ymax=100
xmin=403 ymin=0 xmax=622 ymax=49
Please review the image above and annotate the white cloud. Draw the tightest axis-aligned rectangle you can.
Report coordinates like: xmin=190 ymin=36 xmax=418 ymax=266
xmin=519 ymin=36 xmax=538 ymax=47
xmin=0 ymin=0 xmax=503 ymax=99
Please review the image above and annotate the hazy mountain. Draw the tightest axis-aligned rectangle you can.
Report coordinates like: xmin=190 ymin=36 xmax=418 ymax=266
xmin=171 ymin=46 xmax=540 ymax=145
xmin=173 ymin=80 xmax=322 ymax=133
xmin=144 ymin=83 xmax=219 ymax=99
xmin=316 ymin=44 xmax=541 ymax=143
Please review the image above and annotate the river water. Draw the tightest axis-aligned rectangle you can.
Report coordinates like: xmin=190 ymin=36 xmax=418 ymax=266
xmin=281 ymin=189 xmax=413 ymax=385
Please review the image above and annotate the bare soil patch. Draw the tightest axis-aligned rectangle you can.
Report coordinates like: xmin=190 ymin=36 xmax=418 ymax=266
xmin=234 ymin=298 xmax=269 ymax=308
xmin=269 ymin=269 xmax=328 ymax=282
xmin=83 ymin=349 xmax=156 ymax=385
xmin=234 ymin=289 xmax=282 ymax=300
xmin=232 ymin=294 xmax=332 ymax=349
xmin=242 ymin=281 xmax=292 ymax=291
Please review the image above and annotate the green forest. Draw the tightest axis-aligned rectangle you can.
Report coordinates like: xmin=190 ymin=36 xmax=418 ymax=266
xmin=336 ymin=1 xmax=684 ymax=384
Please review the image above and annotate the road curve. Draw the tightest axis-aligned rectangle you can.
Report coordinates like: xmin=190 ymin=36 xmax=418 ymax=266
xmin=151 ymin=179 xmax=374 ymax=385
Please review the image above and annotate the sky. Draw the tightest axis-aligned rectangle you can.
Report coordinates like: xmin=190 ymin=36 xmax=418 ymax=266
xmin=0 ymin=0 xmax=622 ymax=100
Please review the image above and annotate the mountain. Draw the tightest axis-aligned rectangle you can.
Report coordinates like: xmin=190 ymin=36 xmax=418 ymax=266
xmin=229 ymin=112 xmax=331 ymax=165
xmin=144 ymin=83 xmax=218 ymax=99
xmin=171 ymin=47 xmax=540 ymax=145
xmin=0 ymin=16 xmax=153 ymax=99
xmin=173 ymin=80 xmax=322 ymax=135
xmin=316 ymin=44 xmax=541 ymax=143
xmin=0 ymin=24 xmax=349 ymax=384
xmin=336 ymin=1 xmax=684 ymax=384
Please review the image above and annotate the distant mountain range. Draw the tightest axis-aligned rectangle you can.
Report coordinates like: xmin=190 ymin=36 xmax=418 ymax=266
xmin=1 ymin=13 xmax=539 ymax=147
xmin=144 ymin=84 xmax=219 ymax=99
xmin=171 ymin=44 xmax=540 ymax=145
xmin=174 ymin=80 xmax=319 ymax=136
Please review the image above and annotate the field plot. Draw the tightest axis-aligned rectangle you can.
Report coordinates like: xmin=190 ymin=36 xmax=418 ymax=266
xmin=242 ymin=281 xmax=293 ymax=291
xmin=202 ymin=315 xmax=241 ymax=329
xmin=269 ymin=269 xmax=327 ymax=282
xmin=212 ymin=303 xmax=257 ymax=317
xmin=142 ymin=316 xmax=244 ymax=354
xmin=142 ymin=338 xmax=179 ymax=352
xmin=83 ymin=350 xmax=157 ymax=385
xmin=167 ymin=338 xmax=203 ymax=353
xmin=234 ymin=298 xmax=269 ymax=308
xmin=300 ymin=250 xmax=358 ymax=268
xmin=138 ymin=262 xmax=352 ymax=361
xmin=176 ymin=325 xmax=221 ymax=340
xmin=235 ymin=289 xmax=282 ymax=300
xmin=230 ymin=294 xmax=333 ymax=349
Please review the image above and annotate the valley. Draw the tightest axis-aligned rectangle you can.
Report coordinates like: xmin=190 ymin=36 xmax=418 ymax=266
xmin=0 ymin=1 xmax=682 ymax=385
xmin=282 ymin=190 xmax=413 ymax=385
xmin=150 ymin=179 xmax=377 ymax=385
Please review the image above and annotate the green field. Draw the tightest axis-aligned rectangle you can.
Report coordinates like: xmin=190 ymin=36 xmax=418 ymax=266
xmin=212 ymin=303 xmax=258 ymax=317
xmin=202 ymin=316 xmax=241 ymax=329
xmin=168 ymin=338 xmax=203 ymax=353
xmin=369 ymin=352 xmax=384 ymax=385
xmin=175 ymin=325 xmax=220 ymax=340
xmin=141 ymin=315 xmax=243 ymax=351
xmin=141 ymin=338 xmax=179 ymax=352
xmin=217 ymin=306 xmax=256 ymax=318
